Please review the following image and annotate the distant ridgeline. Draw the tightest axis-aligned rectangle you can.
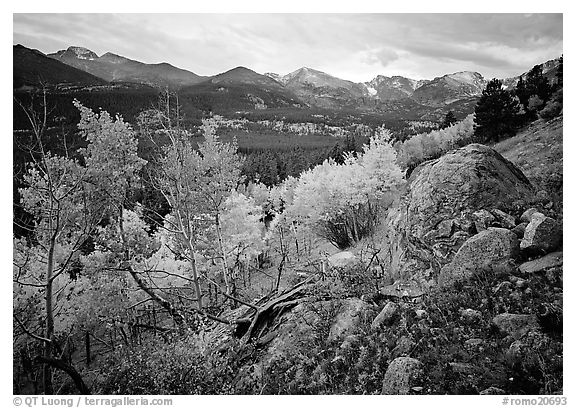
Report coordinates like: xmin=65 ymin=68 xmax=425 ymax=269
xmin=14 ymin=44 xmax=561 ymax=127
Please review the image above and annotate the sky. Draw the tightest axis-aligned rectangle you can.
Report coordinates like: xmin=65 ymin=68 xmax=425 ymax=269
xmin=13 ymin=13 xmax=562 ymax=82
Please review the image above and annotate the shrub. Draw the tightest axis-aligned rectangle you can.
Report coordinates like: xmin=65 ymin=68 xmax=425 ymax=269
xmin=285 ymin=129 xmax=404 ymax=249
xmin=97 ymin=334 xmax=247 ymax=394
xmin=395 ymin=114 xmax=475 ymax=173
xmin=538 ymin=99 xmax=562 ymax=120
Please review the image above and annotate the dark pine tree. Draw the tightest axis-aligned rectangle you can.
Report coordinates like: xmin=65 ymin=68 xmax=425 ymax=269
xmin=474 ymin=78 xmax=521 ymax=143
xmin=514 ymin=76 xmax=530 ymax=111
xmin=440 ymin=111 xmax=457 ymax=129
xmin=555 ymin=55 xmax=563 ymax=90
xmin=525 ymin=64 xmax=552 ymax=103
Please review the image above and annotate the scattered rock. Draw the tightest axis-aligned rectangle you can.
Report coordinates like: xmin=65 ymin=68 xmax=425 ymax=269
xmin=438 ymin=228 xmax=520 ymax=287
xmin=492 ymin=313 xmax=540 ymax=340
xmin=464 ymin=338 xmax=484 ymax=349
xmin=340 ymin=334 xmax=361 ymax=350
xmin=372 ymin=301 xmax=400 ymax=329
xmin=536 ymin=190 xmax=550 ymax=202
xmin=480 ymin=387 xmax=507 ymax=395
xmin=520 ymin=212 xmax=562 ymax=253
xmin=264 ymin=298 xmax=370 ymax=362
xmin=492 ymin=209 xmax=517 ymax=229
xmin=327 ymin=251 xmax=360 ymax=270
xmin=519 ymin=252 xmax=563 ymax=275
xmin=511 ymin=222 xmax=528 ymax=239
xmin=449 ymin=362 xmax=476 ymax=375
xmin=505 ymin=330 xmax=551 ymax=365
xmin=520 ymin=208 xmax=539 ymax=223
xmin=415 ymin=309 xmax=428 ymax=320
xmin=382 ymin=357 xmax=423 ymax=395
xmin=506 ymin=339 xmax=524 ymax=363
xmin=515 ymin=278 xmax=527 ymax=289
xmin=545 ymin=267 xmax=563 ymax=285
xmin=460 ymin=308 xmax=483 ymax=323
xmin=360 ymin=292 xmax=382 ymax=304
xmin=380 ymin=281 xmax=425 ymax=299
xmin=493 ymin=281 xmax=514 ymax=294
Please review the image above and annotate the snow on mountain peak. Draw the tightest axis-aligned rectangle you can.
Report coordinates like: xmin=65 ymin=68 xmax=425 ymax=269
xmin=67 ymin=46 xmax=98 ymax=60
xmin=446 ymin=71 xmax=483 ymax=83
xmin=366 ymin=85 xmax=378 ymax=96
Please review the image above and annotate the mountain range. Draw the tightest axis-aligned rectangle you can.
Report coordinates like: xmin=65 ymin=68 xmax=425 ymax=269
xmin=13 ymin=44 xmax=561 ymax=121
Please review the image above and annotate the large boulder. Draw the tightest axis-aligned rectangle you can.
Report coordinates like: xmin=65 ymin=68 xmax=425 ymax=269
xmin=520 ymin=212 xmax=562 ymax=253
xmin=385 ymin=144 xmax=533 ymax=289
xmin=406 ymin=144 xmax=533 ymax=244
xmin=438 ymin=228 xmax=520 ymax=287
xmin=381 ymin=357 xmax=424 ymax=395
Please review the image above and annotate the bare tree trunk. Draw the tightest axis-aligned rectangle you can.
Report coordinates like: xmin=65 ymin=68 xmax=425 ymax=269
xmin=188 ymin=249 xmax=204 ymax=310
xmin=214 ymin=212 xmax=231 ymax=296
xmin=351 ymin=209 xmax=360 ymax=243
xmin=36 ymin=357 xmax=90 ymax=394
xmin=291 ymin=222 xmax=300 ymax=259
xmin=119 ymin=207 xmax=188 ymax=331
xmin=43 ymin=235 xmax=56 ymax=394
xmin=85 ymin=331 xmax=91 ymax=367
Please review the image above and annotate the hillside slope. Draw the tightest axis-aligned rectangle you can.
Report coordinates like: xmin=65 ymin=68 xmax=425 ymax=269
xmin=13 ymin=44 xmax=108 ymax=89
xmin=49 ymin=46 xmax=205 ymax=89
xmin=494 ymin=116 xmax=563 ymax=217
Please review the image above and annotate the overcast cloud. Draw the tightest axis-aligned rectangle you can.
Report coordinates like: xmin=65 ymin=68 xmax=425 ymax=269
xmin=13 ymin=13 xmax=563 ymax=82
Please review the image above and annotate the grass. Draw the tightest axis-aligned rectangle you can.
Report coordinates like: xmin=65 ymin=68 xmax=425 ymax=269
xmin=494 ymin=115 xmax=563 ymax=218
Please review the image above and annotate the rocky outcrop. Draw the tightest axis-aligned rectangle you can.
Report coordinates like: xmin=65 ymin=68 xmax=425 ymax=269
xmin=385 ymin=143 xmax=533 ymax=289
xmin=438 ymin=228 xmax=520 ymax=287
xmin=382 ymin=357 xmax=423 ymax=395
xmin=406 ymin=144 xmax=533 ymax=244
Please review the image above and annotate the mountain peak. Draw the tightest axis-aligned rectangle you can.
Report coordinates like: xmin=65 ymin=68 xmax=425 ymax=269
xmin=227 ymin=66 xmax=254 ymax=73
xmin=444 ymin=71 xmax=484 ymax=81
xmin=210 ymin=66 xmax=282 ymax=88
xmin=67 ymin=46 xmax=98 ymax=60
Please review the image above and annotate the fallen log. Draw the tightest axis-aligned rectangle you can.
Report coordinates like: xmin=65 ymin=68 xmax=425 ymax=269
xmin=240 ymin=273 xmax=318 ymax=344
